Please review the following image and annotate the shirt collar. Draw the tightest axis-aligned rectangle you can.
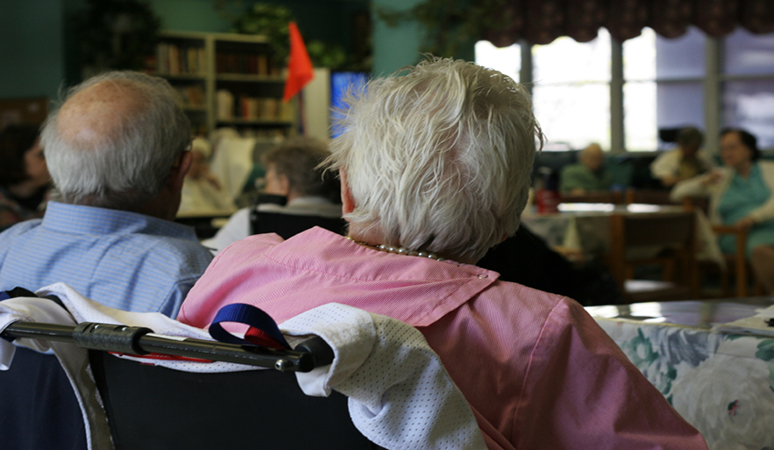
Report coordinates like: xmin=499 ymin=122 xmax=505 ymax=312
xmin=42 ymin=201 xmax=197 ymax=240
xmin=263 ymin=227 xmax=500 ymax=326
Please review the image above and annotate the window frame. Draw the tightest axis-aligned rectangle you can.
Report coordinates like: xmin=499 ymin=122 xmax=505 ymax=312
xmin=509 ymin=32 xmax=774 ymax=154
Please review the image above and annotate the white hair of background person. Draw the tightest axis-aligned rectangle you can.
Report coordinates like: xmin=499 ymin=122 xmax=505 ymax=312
xmin=325 ymin=57 xmax=542 ymax=262
xmin=41 ymin=71 xmax=191 ymax=210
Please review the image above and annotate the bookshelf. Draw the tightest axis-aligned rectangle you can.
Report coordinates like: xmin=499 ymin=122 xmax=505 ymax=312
xmin=151 ymin=31 xmax=295 ymax=137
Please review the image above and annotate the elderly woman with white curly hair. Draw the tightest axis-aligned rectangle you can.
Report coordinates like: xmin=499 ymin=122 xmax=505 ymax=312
xmin=178 ymin=57 xmax=707 ymax=450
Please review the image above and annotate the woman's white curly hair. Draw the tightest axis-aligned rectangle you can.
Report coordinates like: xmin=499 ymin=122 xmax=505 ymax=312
xmin=326 ymin=57 xmax=542 ymax=262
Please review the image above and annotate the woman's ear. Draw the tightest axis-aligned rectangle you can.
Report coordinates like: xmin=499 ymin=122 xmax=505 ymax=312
xmin=340 ymin=169 xmax=355 ymax=215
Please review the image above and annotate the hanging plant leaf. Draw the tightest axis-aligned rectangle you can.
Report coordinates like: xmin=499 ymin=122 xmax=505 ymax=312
xmin=232 ymin=3 xmax=295 ymax=64
xmin=75 ymin=0 xmax=161 ymax=72
xmin=377 ymin=0 xmax=511 ymax=57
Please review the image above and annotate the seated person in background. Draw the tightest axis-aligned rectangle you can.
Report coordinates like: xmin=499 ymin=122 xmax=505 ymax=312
xmin=478 ymin=225 xmax=622 ymax=306
xmin=179 ymin=57 xmax=707 ymax=449
xmin=0 ymin=124 xmax=51 ymax=230
xmin=178 ymin=137 xmax=236 ymax=215
xmin=0 ymin=71 xmax=213 ymax=317
xmin=559 ymin=143 xmax=612 ymax=193
xmin=671 ymin=128 xmax=774 ymax=293
xmin=651 ymin=126 xmax=715 ymax=188
xmin=203 ymin=136 xmax=344 ymax=252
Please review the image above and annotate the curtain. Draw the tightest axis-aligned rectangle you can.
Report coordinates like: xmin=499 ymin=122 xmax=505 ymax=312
xmin=481 ymin=0 xmax=774 ymax=45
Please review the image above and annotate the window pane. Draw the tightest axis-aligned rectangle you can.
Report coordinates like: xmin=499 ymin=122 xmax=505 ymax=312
xmin=624 ymin=81 xmax=657 ymax=151
xmin=656 ymin=27 xmax=705 ymax=79
xmin=474 ymin=40 xmax=521 ymax=82
xmin=724 ymin=29 xmax=774 ymax=76
xmin=533 ymin=29 xmax=611 ymax=83
xmin=724 ymin=79 xmax=774 ymax=148
xmin=657 ymin=81 xmax=704 ymax=141
xmin=533 ymin=83 xmax=610 ymax=149
xmin=624 ymin=28 xmax=656 ymax=81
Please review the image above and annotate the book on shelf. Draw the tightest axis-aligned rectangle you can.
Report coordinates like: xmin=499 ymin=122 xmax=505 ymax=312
xmin=175 ymin=85 xmax=205 ymax=108
xmin=156 ymin=42 xmax=206 ymax=76
xmin=217 ymin=90 xmax=234 ymax=121
xmin=216 ymin=52 xmax=274 ymax=76
xmin=216 ymin=91 xmax=290 ymax=122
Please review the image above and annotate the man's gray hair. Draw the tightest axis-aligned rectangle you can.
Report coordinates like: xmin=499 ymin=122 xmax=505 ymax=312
xmin=41 ymin=71 xmax=191 ymax=209
xmin=263 ymin=136 xmax=339 ymax=202
xmin=326 ymin=57 xmax=542 ymax=261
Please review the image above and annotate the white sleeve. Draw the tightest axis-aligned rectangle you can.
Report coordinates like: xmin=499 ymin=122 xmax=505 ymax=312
xmin=670 ymin=174 xmax=711 ymax=201
xmin=201 ymin=207 xmax=252 ymax=252
xmin=650 ymin=151 xmax=677 ymax=179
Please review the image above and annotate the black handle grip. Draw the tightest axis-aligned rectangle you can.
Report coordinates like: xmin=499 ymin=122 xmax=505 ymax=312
xmin=73 ymin=323 xmax=152 ymax=355
xmin=294 ymin=336 xmax=334 ymax=368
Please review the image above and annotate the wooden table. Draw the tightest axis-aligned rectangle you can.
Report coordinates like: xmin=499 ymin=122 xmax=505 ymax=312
xmin=522 ymin=203 xmax=723 ymax=265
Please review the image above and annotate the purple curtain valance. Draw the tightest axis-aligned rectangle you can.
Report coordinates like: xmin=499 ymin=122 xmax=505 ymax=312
xmin=481 ymin=0 xmax=774 ymax=46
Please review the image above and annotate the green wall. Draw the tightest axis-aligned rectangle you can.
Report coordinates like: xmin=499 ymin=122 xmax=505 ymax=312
xmin=0 ymin=0 xmax=420 ymax=102
xmin=0 ymin=0 xmax=67 ymax=100
xmin=371 ymin=0 xmax=422 ymax=76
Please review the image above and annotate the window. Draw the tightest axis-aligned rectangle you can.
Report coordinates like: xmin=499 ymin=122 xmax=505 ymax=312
xmin=475 ymin=28 xmax=774 ymax=152
xmin=474 ymin=40 xmax=521 ymax=82
xmin=532 ymin=30 xmax=611 ymax=150
xmin=623 ymin=27 xmax=706 ymax=151
xmin=722 ymin=29 xmax=774 ymax=148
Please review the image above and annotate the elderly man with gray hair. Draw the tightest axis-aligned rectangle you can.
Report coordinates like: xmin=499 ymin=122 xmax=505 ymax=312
xmin=179 ymin=58 xmax=707 ymax=449
xmin=0 ymin=71 xmax=213 ymax=317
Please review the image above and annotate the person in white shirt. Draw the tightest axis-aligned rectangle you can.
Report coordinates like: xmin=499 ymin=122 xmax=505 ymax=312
xmin=651 ymin=126 xmax=716 ymax=188
xmin=178 ymin=137 xmax=236 ymax=215
xmin=203 ymin=137 xmax=343 ymax=252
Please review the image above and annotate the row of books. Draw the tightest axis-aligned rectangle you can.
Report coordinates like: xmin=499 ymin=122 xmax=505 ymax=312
xmin=215 ymin=53 xmax=281 ymax=76
xmin=216 ymin=90 xmax=291 ymax=121
xmin=155 ymin=43 xmax=207 ymax=75
xmin=175 ymin=85 xmax=205 ymax=108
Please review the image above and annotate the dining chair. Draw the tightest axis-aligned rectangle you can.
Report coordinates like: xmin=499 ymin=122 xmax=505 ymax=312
xmin=560 ymin=191 xmax=623 ymax=204
xmin=607 ymin=211 xmax=699 ymax=302
xmin=710 ymin=225 xmax=752 ymax=297
xmin=681 ymin=196 xmax=757 ymax=298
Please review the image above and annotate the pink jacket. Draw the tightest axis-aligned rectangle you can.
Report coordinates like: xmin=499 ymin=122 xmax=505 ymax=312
xmin=179 ymin=227 xmax=707 ymax=450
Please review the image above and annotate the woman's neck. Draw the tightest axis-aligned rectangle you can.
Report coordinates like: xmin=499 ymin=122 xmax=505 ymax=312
xmin=347 ymin=226 xmax=476 ymax=265
xmin=736 ymin=160 xmax=753 ymax=178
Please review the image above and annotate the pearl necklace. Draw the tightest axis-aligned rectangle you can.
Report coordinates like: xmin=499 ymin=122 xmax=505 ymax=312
xmin=346 ymin=236 xmax=446 ymax=262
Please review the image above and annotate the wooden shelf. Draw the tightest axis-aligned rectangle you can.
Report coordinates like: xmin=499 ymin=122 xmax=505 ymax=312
xmin=216 ymin=74 xmax=284 ymax=83
xmin=217 ymin=119 xmax=293 ymax=126
xmin=154 ymin=73 xmax=207 ymax=80
xmin=156 ymin=31 xmax=295 ymax=135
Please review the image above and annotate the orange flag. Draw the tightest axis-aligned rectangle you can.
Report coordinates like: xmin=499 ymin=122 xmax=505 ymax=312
xmin=283 ymin=22 xmax=314 ymax=102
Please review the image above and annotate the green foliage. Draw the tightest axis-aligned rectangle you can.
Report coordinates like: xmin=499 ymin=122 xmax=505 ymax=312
xmin=377 ymin=0 xmax=512 ymax=57
xmin=307 ymin=40 xmax=347 ymax=70
xmin=217 ymin=0 xmax=371 ymax=71
xmin=75 ymin=0 xmax=161 ymax=71
xmin=232 ymin=3 xmax=294 ymax=63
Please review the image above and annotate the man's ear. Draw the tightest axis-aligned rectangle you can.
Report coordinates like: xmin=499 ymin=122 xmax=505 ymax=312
xmin=340 ymin=169 xmax=355 ymax=216
xmin=168 ymin=151 xmax=192 ymax=192
xmin=278 ymin=173 xmax=291 ymax=197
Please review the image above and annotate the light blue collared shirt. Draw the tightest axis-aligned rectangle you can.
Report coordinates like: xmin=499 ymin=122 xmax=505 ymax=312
xmin=0 ymin=202 xmax=213 ymax=317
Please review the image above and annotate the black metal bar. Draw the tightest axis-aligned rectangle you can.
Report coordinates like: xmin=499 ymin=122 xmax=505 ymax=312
xmin=1 ymin=321 xmax=326 ymax=372
xmin=137 ymin=333 xmax=315 ymax=372
xmin=1 ymin=322 xmax=76 ymax=342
